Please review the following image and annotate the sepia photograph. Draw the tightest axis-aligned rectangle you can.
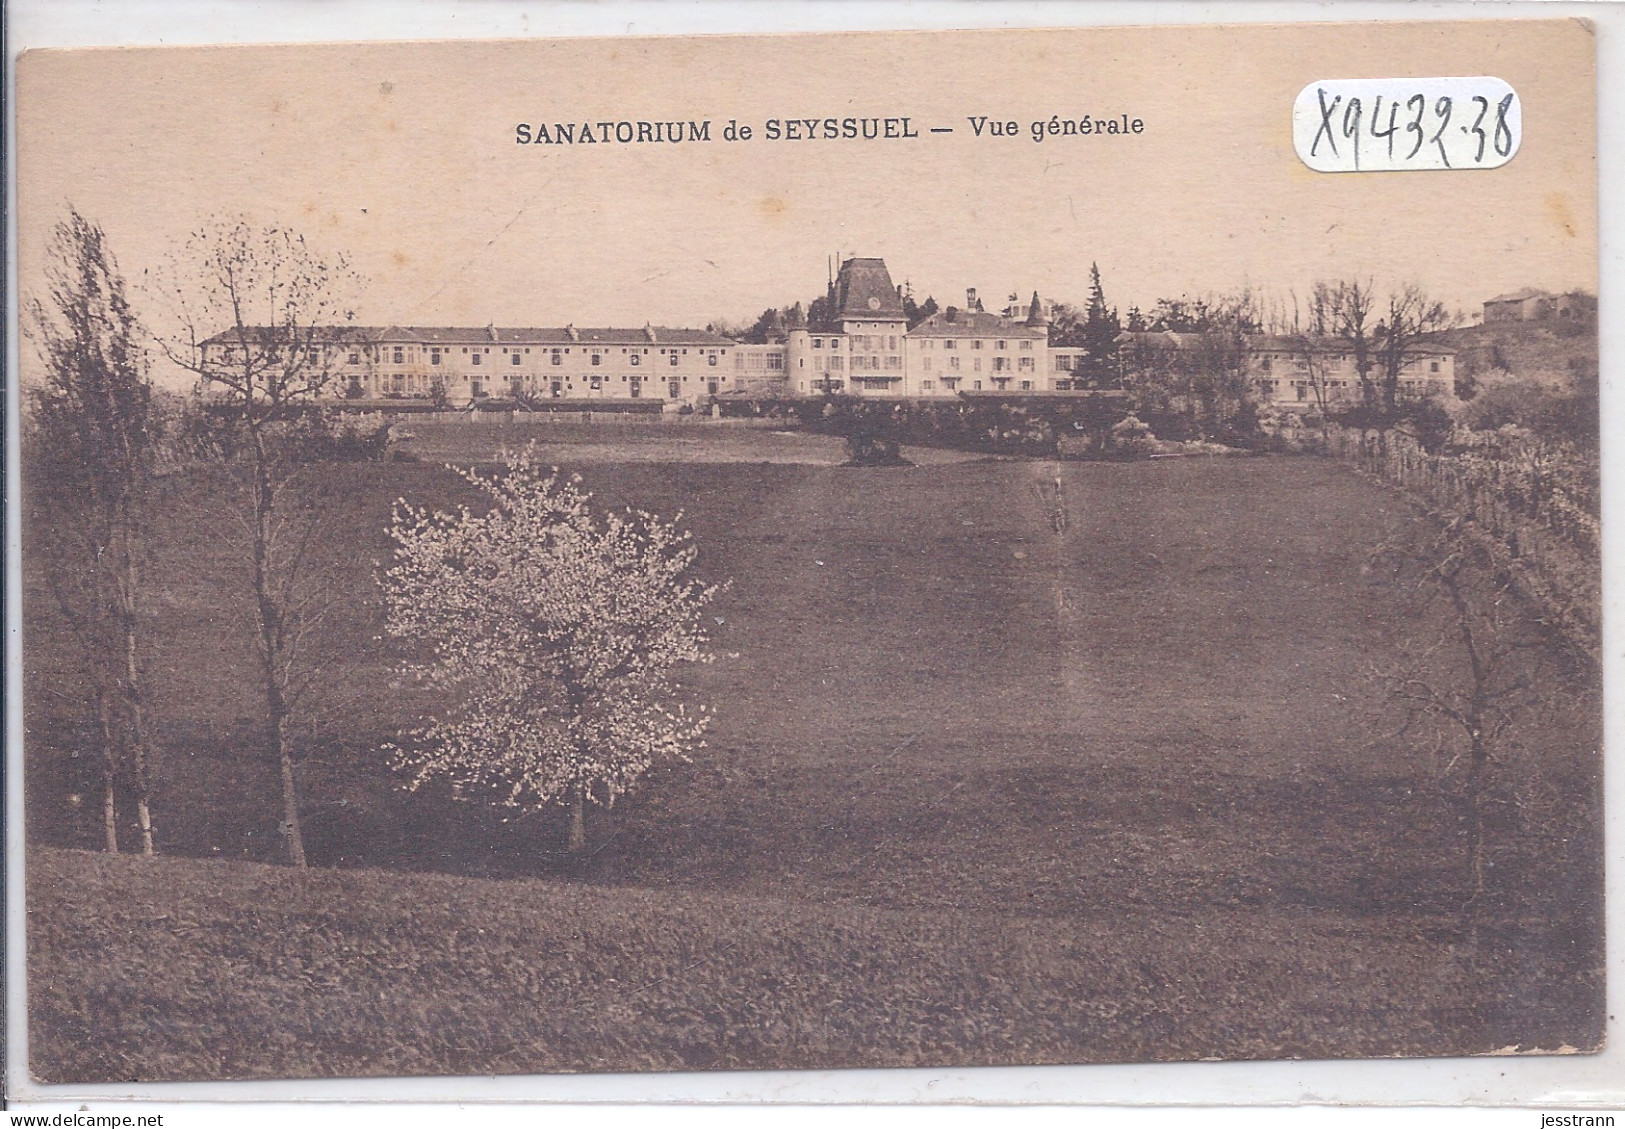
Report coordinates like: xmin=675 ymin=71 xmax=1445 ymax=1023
xmin=9 ymin=14 xmax=1607 ymax=1090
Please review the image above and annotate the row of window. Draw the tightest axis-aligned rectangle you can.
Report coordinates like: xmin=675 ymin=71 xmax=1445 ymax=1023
xmin=920 ymin=355 xmax=1038 ymax=372
xmin=845 ymin=335 xmax=900 ymax=352
xmin=924 ymin=338 xmax=1033 ymax=351
xmin=217 ymin=340 xmax=1435 ymax=372
xmin=223 ymin=341 xmax=1444 ymax=389
xmin=847 ymin=356 xmax=903 ymax=371
xmin=1257 ymin=356 xmax=1444 ymax=374
xmin=804 ymin=335 xmax=1038 ymax=352
xmin=210 ymin=344 xmax=727 ymax=369
xmin=362 ymin=371 xmax=731 ymax=390
xmin=410 ymin=345 xmax=725 ymax=359
xmin=1251 ymin=377 xmax=1447 ymax=401
xmin=812 ymin=377 xmax=1052 ymax=394
xmin=920 ymin=379 xmax=1035 ymax=391
xmin=391 ymin=350 xmax=720 ymax=368
xmin=510 ymin=379 xmax=720 ymax=400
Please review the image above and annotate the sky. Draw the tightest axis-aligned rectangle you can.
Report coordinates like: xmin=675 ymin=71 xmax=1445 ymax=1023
xmin=15 ymin=19 xmax=1597 ymax=379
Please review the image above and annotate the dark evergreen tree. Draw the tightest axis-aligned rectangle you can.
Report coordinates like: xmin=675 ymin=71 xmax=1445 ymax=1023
xmin=903 ymin=294 xmax=939 ymax=329
xmin=1149 ymin=297 xmax=1213 ymax=333
xmin=739 ymin=307 xmax=787 ymax=344
xmin=806 ymin=295 xmax=835 ymax=333
xmin=1078 ymin=263 xmax=1123 ymax=388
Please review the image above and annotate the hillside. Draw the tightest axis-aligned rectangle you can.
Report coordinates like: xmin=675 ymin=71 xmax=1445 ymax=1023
xmin=24 ymin=444 xmax=1605 ymax=1081
xmin=26 ymin=842 xmax=1600 ymax=1082
xmin=1432 ymin=317 xmax=1597 ymax=391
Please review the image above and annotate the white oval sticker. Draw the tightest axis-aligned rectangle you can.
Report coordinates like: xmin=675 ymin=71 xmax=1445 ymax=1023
xmin=1293 ymin=76 xmax=1521 ymax=172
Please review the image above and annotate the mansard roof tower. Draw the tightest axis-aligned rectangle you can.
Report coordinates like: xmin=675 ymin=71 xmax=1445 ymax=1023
xmin=833 ymin=257 xmax=908 ymax=331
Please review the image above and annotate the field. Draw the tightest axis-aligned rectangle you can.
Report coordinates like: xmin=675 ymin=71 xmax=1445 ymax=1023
xmin=24 ymin=423 xmax=1605 ymax=1081
xmin=389 ymin=415 xmax=984 ymax=467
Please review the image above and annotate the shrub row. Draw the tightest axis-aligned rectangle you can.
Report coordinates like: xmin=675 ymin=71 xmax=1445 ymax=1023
xmin=1326 ymin=424 xmax=1600 ymax=659
xmin=720 ymin=394 xmax=1136 ymax=458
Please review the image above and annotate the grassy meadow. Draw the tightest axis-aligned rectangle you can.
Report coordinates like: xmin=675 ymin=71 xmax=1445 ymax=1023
xmin=24 ymin=423 xmax=1605 ymax=1080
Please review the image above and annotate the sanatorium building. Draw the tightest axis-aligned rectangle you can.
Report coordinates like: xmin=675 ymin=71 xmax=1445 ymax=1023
xmin=200 ymin=257 xmax=1456 ymax=411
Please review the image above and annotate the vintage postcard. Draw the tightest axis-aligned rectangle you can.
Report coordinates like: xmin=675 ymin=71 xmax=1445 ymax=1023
xmin=12 ymin=16 xmax=1604 ymax=1087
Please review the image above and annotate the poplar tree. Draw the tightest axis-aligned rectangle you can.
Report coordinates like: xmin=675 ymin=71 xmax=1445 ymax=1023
xmin=26 ymin=209 xmax=160 ymax=854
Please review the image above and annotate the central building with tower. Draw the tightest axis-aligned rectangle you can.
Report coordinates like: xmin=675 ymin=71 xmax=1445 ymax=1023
xmin=733 ymin=256 xmax=1064 ymax=400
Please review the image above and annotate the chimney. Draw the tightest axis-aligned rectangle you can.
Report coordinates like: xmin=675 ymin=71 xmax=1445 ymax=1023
xmin=487 ymin=323 xmax=499 ymax=343
xmin=966 ymin=287 xmax=977 ymax=310
xmin=644 ymin=324 xmax=658 ymax=343
xmin=565 ymin=324 xmax=579 ymax=343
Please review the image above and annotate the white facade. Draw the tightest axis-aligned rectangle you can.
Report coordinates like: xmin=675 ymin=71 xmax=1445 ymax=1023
xmin=199 ymin=258 xmax=1457 ymax=410
xmin=1243 ymin=336 xmax=1457 ymax=412
xmin=905 ymin=304 xmax=1051 ymax=397
xmin=199 ymin=324 xmax=740 ymax=408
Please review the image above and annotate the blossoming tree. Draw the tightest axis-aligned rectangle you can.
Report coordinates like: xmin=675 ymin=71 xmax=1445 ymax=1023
xmin=382 ymin=448 xmax=722 ymax=852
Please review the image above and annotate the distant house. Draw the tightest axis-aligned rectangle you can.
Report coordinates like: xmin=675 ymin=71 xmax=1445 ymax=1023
xmin=1554 ymin=291 xmax=1598 ymax=321
xmin=1488 ymin=289 xmax=1586 ymax=324
xmin=1483 ymin=289 xmax=1552 ymax=322
xmin=1483 ymin=288 xmax=1596 ymax=324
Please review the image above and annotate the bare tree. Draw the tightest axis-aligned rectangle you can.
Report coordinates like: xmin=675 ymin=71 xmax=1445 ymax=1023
xmin=1369 ymin=516 xmax=1552 ymax=946
xmin=25 ymin=209 xmax=161 ymax=855
xmin=1183 ymin=291 xmax=1260 ymax=438
xmin=1311 ymin=279 xmax=1378 ymax=409
xmin=1272 ymin=291 xmax=1337 ymax=432
xmin=1312 ymin=279 xmax=1454 ymax=453
xmin=156 ymin=218 xmax=363 ymax=868
xmin=1118 ymin=331 xmax=1174 ymax=414
xmin=1377 ymin=283 xmax=1454 ymax=417
xmin=1122 ymin=290 xmax=1261 ymax=440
